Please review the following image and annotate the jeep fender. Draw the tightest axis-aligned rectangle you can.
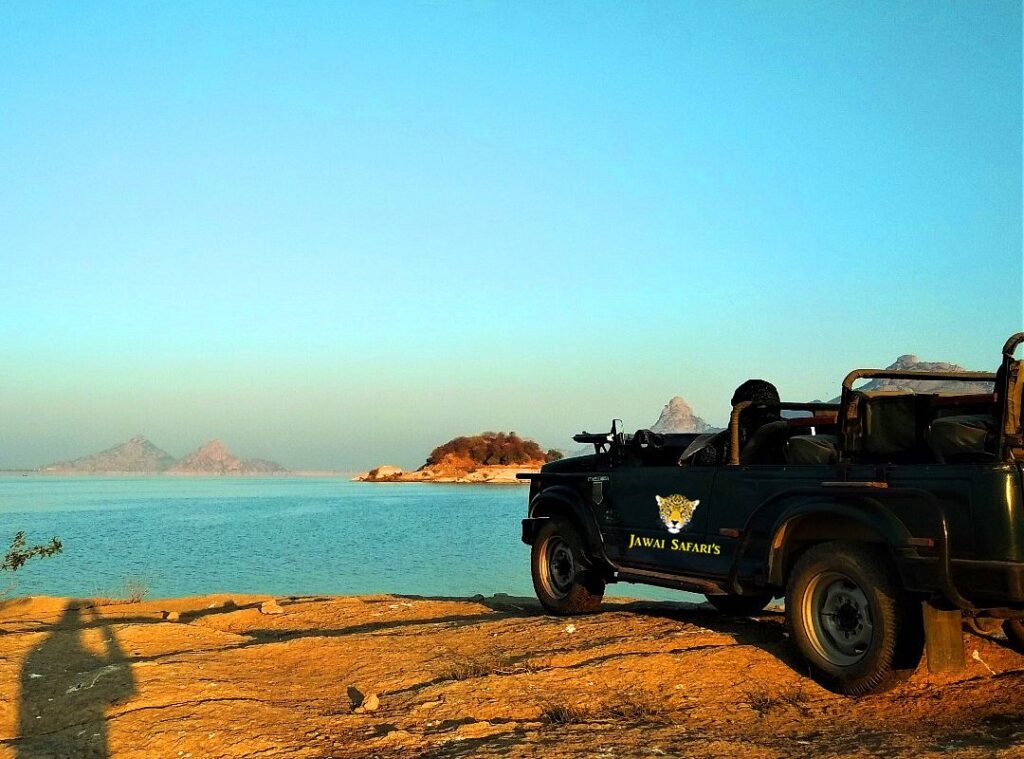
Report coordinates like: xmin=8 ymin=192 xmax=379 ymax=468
xmin=525 ymin=485 xmax=607 ymax=563
xmin=766 ymin=498 xmax=913 ymax=586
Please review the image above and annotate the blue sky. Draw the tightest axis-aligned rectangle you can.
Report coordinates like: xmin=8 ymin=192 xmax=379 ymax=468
xmin=1 ymin=1 xmax=1021 ymax=470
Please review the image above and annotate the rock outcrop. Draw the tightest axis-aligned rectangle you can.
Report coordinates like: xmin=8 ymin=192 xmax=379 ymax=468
xmin=358 ymin=432 xmax=548 ymax=484
xmin=166 ymin=440 xmax=287 ymax=475
xmin=830 ymin=355 xmax=993 ymax=401
xmin=41 ymin=435 xmax=176 ymax=473
xmin=355 ymin=465 xmax=405 ymax=482
xmin=1 ymin=593 xmax=1021 ymax=758
xmin=650 ymin=396 xmax=720 ymax=434
xmin=355 ymin=457 xmax=536 ymax=484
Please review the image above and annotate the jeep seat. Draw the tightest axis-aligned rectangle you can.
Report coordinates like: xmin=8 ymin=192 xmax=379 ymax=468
xmin=858 ymin=391 xmax=920 ymax=455
xmin=785 ymin=434 xmax=839 ymax=465
xmin=926 ymin=414 xmax=994 ymax=462
xmin=739 ymin=420 xmax=789 ymax=465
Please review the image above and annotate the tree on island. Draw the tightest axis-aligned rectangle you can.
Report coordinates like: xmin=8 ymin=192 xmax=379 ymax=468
xmin=426 ymin=432 xmax=561 ymax=467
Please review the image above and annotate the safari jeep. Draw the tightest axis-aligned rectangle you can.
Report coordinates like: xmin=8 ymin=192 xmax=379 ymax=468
xmin=519 ymin=333 xmax=1024 ymax=695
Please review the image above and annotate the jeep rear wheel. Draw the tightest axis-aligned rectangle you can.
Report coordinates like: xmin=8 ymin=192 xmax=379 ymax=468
xmin=786 ymin=541 xmax=924 ymax=696
xmin=531 ymin=519 xmax=605 ymax=615
xmin=705 ymin=593 xmax=774 ymax=616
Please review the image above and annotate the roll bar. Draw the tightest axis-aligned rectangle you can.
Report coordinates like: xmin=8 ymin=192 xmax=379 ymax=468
xmin=1002 ymin=332 xmax=1024 ymax=358
xmin=728 ymin=401 xmax=840 ymax=465
xmin=841 ymin=368 xmax=995 ymax=391
xmin=998 ymin=332 xmax=1024 ymax=455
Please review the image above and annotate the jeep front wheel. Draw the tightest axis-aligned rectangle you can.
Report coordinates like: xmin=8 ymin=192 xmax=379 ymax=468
xmin=786 ymin=541 xmax=924 ymax=696
xmin=531 ymin=519 xmax=605 ymax=615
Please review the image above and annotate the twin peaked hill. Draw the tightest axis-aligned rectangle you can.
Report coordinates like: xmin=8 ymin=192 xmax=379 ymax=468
xmin=41 ymin=436 xmax=287 ymax=475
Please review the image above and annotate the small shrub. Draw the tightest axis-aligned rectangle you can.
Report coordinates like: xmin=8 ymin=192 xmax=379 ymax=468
xmin=745 ymin=687 xmax=775 ymax=717
xmin=121 ymin=577 xmax=149 ymax=604
xmin=541 ymin=703 xmax=591 ymax=725
xmin=777 ymin=685 xmax=810 ymax=715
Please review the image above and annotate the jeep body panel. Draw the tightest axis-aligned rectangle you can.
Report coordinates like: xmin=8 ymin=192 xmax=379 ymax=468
xmin=520 ymin=333 xmax=1024 ymax=613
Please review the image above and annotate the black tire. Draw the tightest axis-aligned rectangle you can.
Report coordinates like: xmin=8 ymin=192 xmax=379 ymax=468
xmin=705 ymin=593 xmax=774 ymax=616
xmin=531 ymin=519 xmax=605 ymax=615
xmin=785 ymin=541 xmax=924 ymax=696
xmin=1003 ymin=619 xmax=1024 ymax=653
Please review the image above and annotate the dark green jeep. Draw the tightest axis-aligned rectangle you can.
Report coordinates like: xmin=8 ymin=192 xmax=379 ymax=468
xmin=519 ymin=333 xmax=1024 ymax=695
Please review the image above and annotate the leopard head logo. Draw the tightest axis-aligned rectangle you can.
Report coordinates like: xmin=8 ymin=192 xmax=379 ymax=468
xmin=656 ymin=494 xmax=699 ymax=535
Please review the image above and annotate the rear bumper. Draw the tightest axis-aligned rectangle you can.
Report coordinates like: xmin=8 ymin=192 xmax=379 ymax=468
xmin=898 ymin=556 xmax=1024 ymax=607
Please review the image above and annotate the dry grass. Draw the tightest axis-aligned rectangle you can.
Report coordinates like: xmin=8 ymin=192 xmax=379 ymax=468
xmin=744 ymin=683 xmax=810 ymax=718
xmin=602 ymin=692 xmax=670 ymax=722
xmin=433 ymin=647 xmax=539 ymax=681
xmin=541 ymin=689 xmax=670 ymax=725
xmin=540 ymin=703 xmax=592 ymax=725
xmin=120 ymin=577 xmax=149 ymax=604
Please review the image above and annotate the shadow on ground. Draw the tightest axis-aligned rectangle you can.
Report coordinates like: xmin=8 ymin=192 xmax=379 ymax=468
xmin=15 ymin=603 xmax=135 ymax=759
xmin=397 ymin=591 xmax=803 ymax=669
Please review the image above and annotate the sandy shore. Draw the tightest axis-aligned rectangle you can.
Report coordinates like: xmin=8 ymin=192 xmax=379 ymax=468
xmin=0 ymin=593 xmax=1022 ymax=758
xmin=355 ymin=464 xmax=535 ymax=484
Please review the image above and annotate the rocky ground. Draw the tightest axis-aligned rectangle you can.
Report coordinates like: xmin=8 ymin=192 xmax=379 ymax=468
xmin=0 ymin=593 xmax=1022 ymax=758
xmin=355 ymin=464 xmax=535 ymax=484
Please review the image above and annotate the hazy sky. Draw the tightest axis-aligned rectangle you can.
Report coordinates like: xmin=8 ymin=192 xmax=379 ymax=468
xmin=1 ymin=1 xmax=1021 ymax=471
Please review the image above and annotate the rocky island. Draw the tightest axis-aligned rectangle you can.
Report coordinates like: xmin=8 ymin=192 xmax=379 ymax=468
xmin=356 ymin=432 xmax=560 ymax=484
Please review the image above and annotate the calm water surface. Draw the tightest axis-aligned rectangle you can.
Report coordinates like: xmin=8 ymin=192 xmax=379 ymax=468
xmin=0 ymin=476 xmax=684 ymax=601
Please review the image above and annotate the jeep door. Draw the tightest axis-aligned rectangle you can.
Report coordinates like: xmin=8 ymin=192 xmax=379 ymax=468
xmin=709 ymin=464 xmax=840 ymax=577
xmin=605 ymin=463 xmax=719 ymax=572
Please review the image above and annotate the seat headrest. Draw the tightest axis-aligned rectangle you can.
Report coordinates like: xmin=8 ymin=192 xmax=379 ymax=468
xmin=855 ymin=391 xmax=920 ymax=455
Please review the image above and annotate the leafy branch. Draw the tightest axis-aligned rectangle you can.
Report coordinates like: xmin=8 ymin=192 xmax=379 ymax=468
xmin=2 ymin=531 xmax=63 ymax=572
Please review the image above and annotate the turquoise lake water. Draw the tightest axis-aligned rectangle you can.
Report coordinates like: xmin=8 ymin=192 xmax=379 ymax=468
xmin=0 ymin=476 xmax=686 ymax=602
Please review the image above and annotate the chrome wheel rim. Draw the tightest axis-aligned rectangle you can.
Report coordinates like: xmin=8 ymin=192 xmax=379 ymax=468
xmin=540 ymin=536 xmax=576 ymax=600
xmin=802 ymin=570 xmax=874 ymax=666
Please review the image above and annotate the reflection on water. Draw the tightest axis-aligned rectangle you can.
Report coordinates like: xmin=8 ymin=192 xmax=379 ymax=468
xmin=0 ymin=477 xmax=690 ymax=602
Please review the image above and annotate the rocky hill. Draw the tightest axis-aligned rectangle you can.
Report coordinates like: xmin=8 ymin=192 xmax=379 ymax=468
xmin=166 ymin=440 xmax=287 ymax=475
xmin=829 ymin=354 xmax=993 ymax=401
xmin=650 ymin=396 xmax=720 ymax=433
xmin=40 ymin=435 xmax=175 ymax=473
xmin=41 ymin=437 xmax=287 ymax=475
